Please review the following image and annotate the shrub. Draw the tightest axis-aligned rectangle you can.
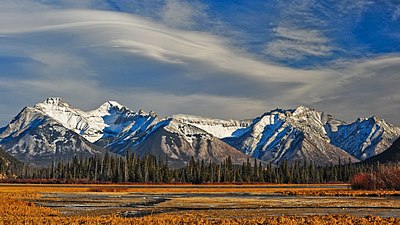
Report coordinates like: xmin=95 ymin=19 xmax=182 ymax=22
xmin=351 ymin=164 xmax=400 ymax=190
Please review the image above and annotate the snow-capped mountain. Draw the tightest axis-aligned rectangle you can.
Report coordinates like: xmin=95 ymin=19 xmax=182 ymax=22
xmin=99 ymin=113 xmax=250 ymax=168
xmin=116 ymin=118 xmax=250 ymax=168
xmin=0 ymin=104 xmax=107 ymax=165
xmin=223 ymin=106 xmax=356 ymax=165
xmin=33 ymin=97 xmax=136 ymax=143
xmin=172 ymin=114 xmax=252 ymax=139
xmin=0 ymin=97 xmax=163 ymax=165
xmin=224 ymin=106 xmax=400 ymax=164
xmin=328 ymin=117 xmax=400 ymax=160
xmin=0 ymin=98 xmax=249 ymax=167
xmin=1 ymin=98 xmax=399 ymax=167
xmin=103 ymin=110 xmax=161 ymax=154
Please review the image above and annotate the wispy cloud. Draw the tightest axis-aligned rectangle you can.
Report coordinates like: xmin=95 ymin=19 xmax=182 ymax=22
xmin=0 ymin=5 xmax=335 ymax=122
xmin=336 ymin=0 xmax=374 ymax=22
xmin=265 ymin=26 xmax=333 ymax=60
xmin=260 ymin=0 xmax=337 ymax=62
xmin=313 ymin=56 xmax=400 ymax=123
xmin=391 ymin=4 xmax=400 ymax=20
xmin=0 ymin=0 xmax=399 ymax=127
xmin=160 ymin=0 xmax=207 ymax=29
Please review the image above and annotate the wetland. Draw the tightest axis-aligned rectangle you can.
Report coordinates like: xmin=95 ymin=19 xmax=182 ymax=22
xmin=1 ymin=184 xmax=400 ymax=224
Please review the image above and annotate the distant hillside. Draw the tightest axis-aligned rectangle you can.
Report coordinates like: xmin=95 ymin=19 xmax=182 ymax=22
xmin=364 ymin=138 xmax=400 ymax=164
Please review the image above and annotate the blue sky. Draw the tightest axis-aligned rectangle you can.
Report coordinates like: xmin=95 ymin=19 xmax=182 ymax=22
xmin=0 ymin=0 xmax=400 ymax=125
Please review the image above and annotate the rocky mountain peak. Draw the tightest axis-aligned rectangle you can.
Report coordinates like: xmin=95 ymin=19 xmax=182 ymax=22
xmin=95 ymin=101 xmax=128 ymax=114
xmin=149 ymin=111 xmax=157 ymax=117
xmin=34 ymin=97 xmax=70 ymax=110
xmin=43 ymin=97 xmax=65 ymax=105
xmin=138 ymin=109 xmax=147 ymax=116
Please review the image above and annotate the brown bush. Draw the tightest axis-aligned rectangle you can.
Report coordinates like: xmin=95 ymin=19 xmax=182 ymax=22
xmin=351 ymin=164 xmax=400 ymax=190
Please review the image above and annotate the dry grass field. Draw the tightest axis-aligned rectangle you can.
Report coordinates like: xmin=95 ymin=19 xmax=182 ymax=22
xmin=279 ymin=189 xmax=400 ymax=197
xmin=0 ymin=183 xmax=349 ymax=193
xmin=0 ymin=184 xmax=399 ymax=224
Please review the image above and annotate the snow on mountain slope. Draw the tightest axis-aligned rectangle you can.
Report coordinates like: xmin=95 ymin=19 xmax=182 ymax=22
xmin=105 ymin=115 xmax=167 ymax=154
xmin=224 ymin=106 xmax=400 ymax=163
xmin=328 ymin=117 xmax=400 ymax=160
xmin=173 ymin=114 xmax=251 ymax=138
xmin=224 ymin=106 xmax=357 ymax=165
xmin=1 ymin=98 xmax=399 ymax=167
xmin=120 ymin=118 xmax=250 ymax=168
xmin=105 ymin=113 xmax=251 ymax=158
xmin=0 ymin=106 xmax=106 ymax=165
xmin=4 ymin=99 xmax=268 ymax=166
xmin=34 ymin=97 xmax=100 ymax=142
xmin=33 ymin=97 xmax=137 ymax=143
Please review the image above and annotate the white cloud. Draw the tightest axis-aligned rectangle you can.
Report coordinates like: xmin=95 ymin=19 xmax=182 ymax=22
xmin=0 ymin=6 xmax=334 ymax=120
xmin=261 ymin=0 xmax=336 ymax=60
xmin=0 ymin=8 xmax=331 ymax=82
xmin=160 ymin=0 xmax=207 ymax=29
xmin=265 ymin=26 xmax=333 ymax=60
xmin=313 ymin=56 xmax=400 ymax=124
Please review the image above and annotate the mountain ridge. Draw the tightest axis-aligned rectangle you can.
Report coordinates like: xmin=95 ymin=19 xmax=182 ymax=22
xmin=0 ymin=105 xmax=108 ymax=165
xmin=364 ymin=137 xmax=400 ymax=164
xmin=1 ymin=97 xmax=399 ymax=167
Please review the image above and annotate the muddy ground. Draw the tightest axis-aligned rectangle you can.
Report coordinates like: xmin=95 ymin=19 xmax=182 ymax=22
xmin=29 ymin=185 xmax=400 ymax=219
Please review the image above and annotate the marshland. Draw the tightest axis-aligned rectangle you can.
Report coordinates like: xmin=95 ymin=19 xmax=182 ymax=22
xmin=1 ymin=184 xmax=400 ymax=224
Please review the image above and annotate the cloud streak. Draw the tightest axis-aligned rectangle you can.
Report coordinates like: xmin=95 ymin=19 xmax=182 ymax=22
xmin=160 ymin=0 xmax=207 ymax=29
xmin=265 ymin=26 xmax=333 ymax=60
xmin=313 ymin=56 xmax=400 ymax=122
xmin=0 ymin=1 xmax=399 ymax=127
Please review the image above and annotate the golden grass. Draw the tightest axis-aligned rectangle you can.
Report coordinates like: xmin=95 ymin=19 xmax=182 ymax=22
xmin=0 ymin=184 xmax=399 ymax=224
xmin=0 ymin=183 xmax=350 ymax=194
xmin=279 ymin=189 xmax=400 ymax=197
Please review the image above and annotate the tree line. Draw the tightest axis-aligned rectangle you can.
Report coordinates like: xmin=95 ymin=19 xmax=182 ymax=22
xmin=1 ymin=152 xmax=378 ymax=184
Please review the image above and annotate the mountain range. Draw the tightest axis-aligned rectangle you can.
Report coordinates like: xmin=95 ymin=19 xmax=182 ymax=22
xmin=1 ymin=97 xmax=399 ymax=168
